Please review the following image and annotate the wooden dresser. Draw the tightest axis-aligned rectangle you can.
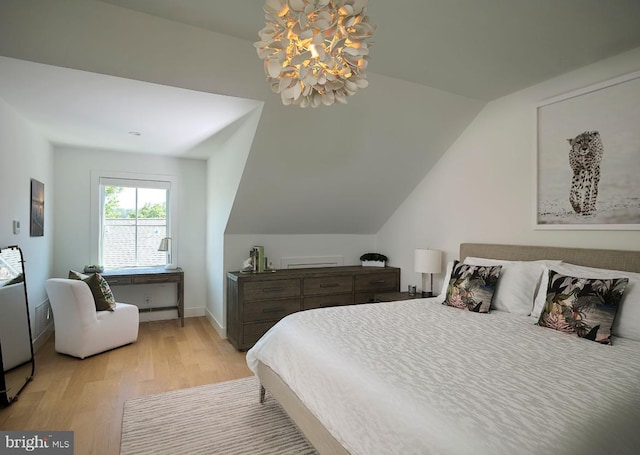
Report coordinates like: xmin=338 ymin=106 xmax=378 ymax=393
xmin=226 ymin=266 xmax=400 ymax=350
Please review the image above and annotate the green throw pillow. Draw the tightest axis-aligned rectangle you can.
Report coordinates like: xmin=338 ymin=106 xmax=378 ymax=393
xmin=68 ymin=270 xmax=116 ymax=311
xmin=68 ymin=270 xmax=89 ymax=280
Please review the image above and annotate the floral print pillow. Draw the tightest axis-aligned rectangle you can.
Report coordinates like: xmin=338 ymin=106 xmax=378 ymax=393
xmin=443 ymin=261 xmax=502 ymax=313
xmin=537 ymin=270 xmax=628 ymax=344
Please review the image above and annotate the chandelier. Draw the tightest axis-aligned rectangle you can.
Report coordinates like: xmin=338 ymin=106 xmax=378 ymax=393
xmin=255 ymin=0 xmax=375 ymax=107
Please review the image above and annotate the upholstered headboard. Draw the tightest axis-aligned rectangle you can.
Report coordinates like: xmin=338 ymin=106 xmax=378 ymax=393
xmin=460 ymin=243 xmax=640 ymax=273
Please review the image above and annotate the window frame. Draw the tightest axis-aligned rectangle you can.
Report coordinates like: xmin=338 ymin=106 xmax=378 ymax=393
xmin=91 ymin=170 xmax=178 ymax=270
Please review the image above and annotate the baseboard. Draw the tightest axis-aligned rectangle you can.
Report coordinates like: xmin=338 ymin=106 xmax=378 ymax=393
xmin=32 ymin=323 xmax=54 ymax=353
xmin=204 ymin=307 xmax=225 ymax=339
xmin=184 ymin=307 xmax=205 ymax=318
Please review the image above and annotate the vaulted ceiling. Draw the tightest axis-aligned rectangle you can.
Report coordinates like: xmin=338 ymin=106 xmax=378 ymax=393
xmin=97 ymin=0 xmax=640 ymax=101
xmin=1 ymin=0 xmax=640 ymax=234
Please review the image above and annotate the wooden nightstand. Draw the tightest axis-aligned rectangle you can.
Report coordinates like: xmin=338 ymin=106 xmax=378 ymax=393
xmin=373 ymin=291 xmax=421 ymax=302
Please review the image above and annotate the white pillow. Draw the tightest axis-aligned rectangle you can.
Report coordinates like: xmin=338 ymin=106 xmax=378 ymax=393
xmin=464 ymin=257 xmax=561 ymax=315
xmin=532 ymin=263 xmax=640 ymax=341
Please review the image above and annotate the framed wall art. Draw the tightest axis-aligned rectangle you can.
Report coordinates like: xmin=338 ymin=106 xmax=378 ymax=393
xmin=534 ymin=70 xmax=640 ymax=230
xmin=30 ymin=178 xmax=44 ymax=237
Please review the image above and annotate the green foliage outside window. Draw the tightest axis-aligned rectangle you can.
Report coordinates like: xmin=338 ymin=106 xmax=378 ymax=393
xmin=131 ymin=202 xmax=166 ymax=219
xmin=104 ymin=186 xmax=123 ymax=219
xmin=104 ymin=186 xmax=166 ymax=219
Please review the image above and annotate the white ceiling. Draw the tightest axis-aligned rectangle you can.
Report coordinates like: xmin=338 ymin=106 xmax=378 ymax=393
xmin=2 ymin=0 xmax=640 ymax=235
xmin=0 ymin=56 xmax=260 ymax=157
xmin=98 ymin=0 xmax=640 ymax=100
xmin=2 ymin=1 xmax=640 ymax=157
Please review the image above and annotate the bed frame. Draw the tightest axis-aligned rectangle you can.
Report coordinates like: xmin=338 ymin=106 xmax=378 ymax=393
xmin=255 ymin=243 xmax=640 ymax=454
xmin=459 ymin=243 xmax=640 ymax=272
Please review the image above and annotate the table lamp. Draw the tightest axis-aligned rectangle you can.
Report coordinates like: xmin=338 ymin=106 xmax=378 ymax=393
xmin=414 ymin=249 xmax=442 ymax=297
xmin=158 ymin=237 xmax=177 ymax=270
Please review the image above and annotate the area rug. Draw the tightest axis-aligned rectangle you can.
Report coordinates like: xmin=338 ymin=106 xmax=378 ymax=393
xmin=120 ymin=376 xmax=317 ymax=455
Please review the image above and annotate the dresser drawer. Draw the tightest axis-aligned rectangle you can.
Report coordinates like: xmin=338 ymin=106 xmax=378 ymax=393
xmin=355 ymin=271 xmax=398 ymax=292
xmin=303 ymin=275 xmax=353 ymax=296
xmin=243 ymin=298 xmax=300 ymax=323
xmin=243 ymin=279 xmax=300 ymax=301
xmin=303 ymin=293 xmax=353 ymax=310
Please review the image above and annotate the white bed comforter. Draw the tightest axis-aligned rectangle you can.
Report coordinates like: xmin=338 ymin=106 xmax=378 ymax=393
xmin=247 ymin=299 xmax=640 ymax=455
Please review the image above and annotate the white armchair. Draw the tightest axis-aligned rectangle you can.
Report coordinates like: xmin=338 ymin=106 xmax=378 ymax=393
xmin=45 ymin=278 xmax=139 ymax=359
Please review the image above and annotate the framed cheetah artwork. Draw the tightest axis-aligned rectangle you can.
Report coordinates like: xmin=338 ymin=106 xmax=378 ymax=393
xmin=535 ymin=70 xmax=640 ymax=230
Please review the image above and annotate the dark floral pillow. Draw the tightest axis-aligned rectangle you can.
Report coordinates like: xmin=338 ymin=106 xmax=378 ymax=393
xmin=443 ymin=261 xmax=502 ymax=313
xmin=537 ymin=270 xmax=628 ymax=345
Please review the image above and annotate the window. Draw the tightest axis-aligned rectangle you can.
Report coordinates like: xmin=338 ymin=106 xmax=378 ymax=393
xmin=98 ymin=177 xmax=171 ymax=268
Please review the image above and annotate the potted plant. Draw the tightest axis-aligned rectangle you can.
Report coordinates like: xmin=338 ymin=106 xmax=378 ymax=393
xmin=360 ymin=253 xmax=388 ymax=267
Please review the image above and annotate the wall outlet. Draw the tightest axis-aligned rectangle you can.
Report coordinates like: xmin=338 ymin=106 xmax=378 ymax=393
xmin=144 ymin=295 xmax=151 ymax=305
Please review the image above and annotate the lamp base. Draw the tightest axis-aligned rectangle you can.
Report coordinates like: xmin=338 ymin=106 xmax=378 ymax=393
xmin=421 ymin=291 xmax=434 ymax=298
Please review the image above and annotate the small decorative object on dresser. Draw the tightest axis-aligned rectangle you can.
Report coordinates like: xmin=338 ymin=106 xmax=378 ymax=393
xmin=360 ymin=253 xmax=388 ymax=267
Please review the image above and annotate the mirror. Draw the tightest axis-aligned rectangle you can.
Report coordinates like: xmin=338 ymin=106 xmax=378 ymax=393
xmin=0 ymin=245 xmax=35 ymax=406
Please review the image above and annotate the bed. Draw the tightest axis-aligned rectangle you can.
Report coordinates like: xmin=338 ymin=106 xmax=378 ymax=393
xmin=246 ymin=243 xmax=640 ymax=454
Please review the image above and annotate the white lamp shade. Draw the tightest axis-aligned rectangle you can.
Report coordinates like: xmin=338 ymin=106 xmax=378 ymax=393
xmin=157 ymin=237 xmax=170 ymax=252
xmin=414 ymin=249 xmax=442 ymax=274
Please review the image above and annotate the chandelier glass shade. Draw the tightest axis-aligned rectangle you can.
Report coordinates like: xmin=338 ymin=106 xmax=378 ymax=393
xmin=255 ymin=0 xmax=375 ymax=107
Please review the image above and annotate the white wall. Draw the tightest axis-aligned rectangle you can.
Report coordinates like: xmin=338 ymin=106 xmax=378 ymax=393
xmin=52 ymin=146 xmax=207 ymax=315
xmin=0 ymin=0 xmax=484 ymax=237
xmin=205 ymin=109 xmax=379 ymax=336
xmin=0 ymin=97 xmax=54 ymax=338
xmin=202 ymin=107 xmax=263 ymax=334
xmin=377 ymin=48 xmax=640 ymax=294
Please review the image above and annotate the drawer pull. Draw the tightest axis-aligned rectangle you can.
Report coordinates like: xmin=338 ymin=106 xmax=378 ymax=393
xmin=262 ymin=307 xmax=285 ymax=314
xmin=263 ymin=286 xmax=285 ymax=292
xmin=319 ymin=283 xmax=340 ymax=288
xmin=369 ymin=280 xmax=386 ymax=284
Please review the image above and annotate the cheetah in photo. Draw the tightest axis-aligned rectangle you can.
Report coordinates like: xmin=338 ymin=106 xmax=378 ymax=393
xmin=567 ymin=131 xmax=603 ymax=216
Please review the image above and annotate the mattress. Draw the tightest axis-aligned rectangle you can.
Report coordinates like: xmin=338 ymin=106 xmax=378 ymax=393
xmin=247 ymin=298 xmax=640 ymax=455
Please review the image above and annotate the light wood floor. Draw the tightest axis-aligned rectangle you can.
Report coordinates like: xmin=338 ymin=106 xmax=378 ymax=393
xmin=0 ymin=317 xmax=252 ymax=455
